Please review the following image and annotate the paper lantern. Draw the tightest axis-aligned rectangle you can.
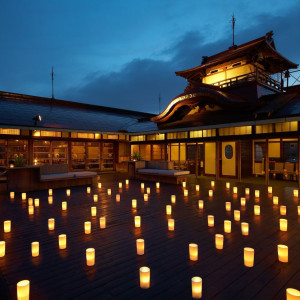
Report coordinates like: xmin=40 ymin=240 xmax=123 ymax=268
xmin=141 ymin=183 xmax=144 ymax=189
xmin=86 ymin=248 xmax=95 ymax=266
xmin=28 ymin=198 xmax=33 ymax=206
xmin=189 ymin=243 xmax=198 ymax=261
xmin=255 ymin=190 xmax=260 ymax=198
xmin=136 ymin=239 xmax=145 ymax=255
xmin=116 ymin=194 xmax=120 ymax=202
xmin=28 ymin=205 xmax=34 ymax=215
xmin=244 ymin=247 xmax=254 ymax=267
xmin=132 ymin=199 xmax=137 ymax=209
xmin=268 ymin=186 xmax=272 ymax=194
xmin=48 ymin=189 xmax=52 ymax=196
xmin=208 ymin=190 xmax=213 ymax=197
xmin=156 ymin=182 xmax=160 ymax=189
xmin=286 ymin=288 xmax=300 ymax=299
xmin=125 ymin=179 xmax=129 ymax=185
xmin=198 ymin=200 xmax=204 ymax=209
xmin=273 ymin=196 xmax=279 ymax=205
xmin=99 ymin=216 xmax=106 ymax=229
xmin=139 ymin=266 xmax=150 ymax=289
xmin=207 ymin=215 xmax=214 ymax=227
xmin=144 ymin=194 xmax=148 ymax=201
xmin=98 ymin=182 xmax=102 ymax=189
xmin=93 ymin=195 xmax=98 ymax=202
xmin=245 ymin=188 xmax=250 ymax=196
xmin=226 ymin=182 xmax=230 ymax=189
xmin=31 ymin=242 xmax=39 ymax=257
xmin=240 ymin=197 xmax=246 ymax=207
xmin=66 ymin=189 xmax=70 ymax=196
xmin=84 ymin=221 xmax=91 ymax=234
xmin=48 ymin=218 xmax=55 ymax=230
xmin=4 ymin=220 xmax=11 ymax=233
xmin=135 ymin=216 xmax=141 ymax=228
xmin=10 ymin=192 xmax=15 ymax=199
xmin=87 ymin=187 xmax=91 ymax=194
xmin=17 ymin=280 xmax=30 ymax=300
xmin=146 ymin=187 xmax=150 ymax=194
xmin=62 ymin=201 xmax=67 ymax=211
xmin=234 ymin=210 xmax=240 ymax=221
xmin=280 ymin=219 xmax=288 ymax=231
xmin=241 ymin=222 xmax=249 ymax=236
xmin=225 ymin=202 xmax=231 ymax=212
xmin=211 ymin=180 xmax=215 ymax=187
xmin=171 ymin=195 xmax=176 ymax=204
xmin=107 ymin=189 xmax=111 ymax=196
xmin=191 ymin=276 xmax=202 ymax=299
xmin=196 ymin=185 xmax=200 ymax=192
xmin=233 ymin=187 xmax=238 ymax=194
xmin=166 ymin=205 xmax=172 ymax=215
xmin=58 ymin=234 xmax=67 ymax=249
xmin=293 ymin=189 xmax=298 ymax=198
xmin=184 ymin=189 xmax=189 ymax=197
xmin=224 ymin=220 xmax=231 ymax=233
xmin=254 ymin=205 xmax=260 ymax=216
xmin=182 ymin=182 xmax=186 ymax=188
xmin=48 ymin=196 xmax=53 ymax=205
xmin=280 ymin=205 xmax=287 ymax=216
xmin=0 ymin=241 xmax=5 ymax=257
xmin=22 ymin=193 xmax=26 ymax=200
xmin=34 ymin=198 xmax=39 ymax=207
xmin=168 ymin=219 xmax=175 ymax=231
xmin=278 ymin=244 xmax=288 ymax=263
xmin=119 ymin=182 xmax=122 ymax=189
xmin=298 ymin=206 xmax=300 ymax=216
xmin=215 ymin=234 xmax=224 ymax=249
xmin=91 ymin=206 xmax=97 ymax=217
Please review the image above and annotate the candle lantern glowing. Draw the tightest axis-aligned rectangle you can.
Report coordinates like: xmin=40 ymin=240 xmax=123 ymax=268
xmin=293 ymin=189 xmax=298 ymax=198
xmin=4 ymin=220 xmax=11 ymax=233
xmin=207 ymin=215 xmax=214 ymax=227
xmin=233 ymin=187 xmax=238 ymax=194
xmin=99 ymin=216 xmax=106 ymax=229
xmin=17 ymin=280 xmax=30 ymax=300
xmin=48 ymin=189 xmax=53 ymax=196
xmin=62 ymin=201 xmax=67 ymax=211
xmin=119 ymin=182 xmax=122 ymax=189
xmin=141 ymin=183 xmax=144 ymax=189
xmin=280 ymin=219 xmax=288 ymax=231
xmin=209 ymin=189 xmax=213 ymax=197
xmin=66 ymin=189 xmax=70 ymax=196
xmin=280 ymin=205 xmax=287 ymax=216
xmin=234 ymin=210 xmax=240 ymax=221
xmin=254 ymin=205 xmax=260 ymax=216
xmin=156 ymin=182 xmax=160 ymax=189
xmin=226 ymin=182 xmax=230 ymax=189
xmin=224 ymin=220 xmax=231 ymax=233
xmin=98 ymin=182 xmax=102 ymax=189
xmin=240 ymin=197 xmax=246 ymax=207
xmin=86 ymin=248 xmax=95 ymax=266
xmin=215 ymin=234 xmax=224 ymax=249
xmin=48 ymin=196 xmax=53 ymax=205
xmin=58 ymin=234 xmax=67 ymax=249
xmin=182 ymin=181 xmax=186 ymax=188
xmin=48 ymin=218 xmax=55 ymax=230
xmin=168 ymin=219 xmax=175 ymax=231
xmin=245 ymin=188 xmax=250 ymax=196
xmin=225 ymin=202 xmax=231 ymax=212
xmin=22 ymin=193 xmax=26 ymax=200
xmin=191 ymin=276 xmax=202 ymax=299
xmin=139 ymin=266 xmax=150 ymax=289
xmin=144 ymin=194 xmax=148 ymax=201
xmin=278 ymin=244 xmax=288 ymax=263
xmin=268 ymin=186 xmax=272 ymax=194
xmin=184 ymin=189 xmax=189 ymax=197
xmin=211 ymin=180 xmax=215 ymax=187
xmin=31 ymin=242 xmax=39 ymax=257
xmin=286 ymin=288 xmax=300 ymax=299
xmin=198 ymin=200 xmax=204 ymax=209
xmin=34 ymin=198 xmax=39 ymax=207
xmin=125 ymin=179 xmax=129 ymax=185
xmin=91 ymin=206 xmax=97 ymax=217
xmin=241 ymin=222 xmax=249 ymax=236
xmin=135 ymin=216 xmax=141 ymax=228
xmin=196 ymin=185 xmax=200 ymax=192
xmin=273 ymin=196 xmax=279 ymax=205
xmin=93 ymin=194 xmax=98 ymax=202
xmin=28 ymin=198 xmax=33 ymax=207
xmin=116 ymin=194 xmax=120 ymax=202
xmin=87 ymin=187 xmax=91 ymax=194
xmin=107 ymin=189 xmax=111 ymax=196
xmin=10 ymin=192 xmax=15 ymax=199
xmin=189 ymin=243 xmax=198 ymax=261
xmin=255 ymin=190 xmax=260 ymax=198
xmin=244 ymin=247 xmax=254 ymax=267
xmin=84 ymin=221 xmax=91 ymax=234
xmin=166 ymin=205 xmax=172 ymax=215
xmin=0 ymin=241 xmax=5 ymax=257
xmin=136 ymin=239 xmax=145 ymax=255
xmin=132 ymin=199 xmax=137 ymax=209
xmin=171 ymin=195 xmax=176 ymax=204
xmin=28 ymin=205 xmax=34 ymax=215
xmin=146 ymin=187 xmax=150 ymax=194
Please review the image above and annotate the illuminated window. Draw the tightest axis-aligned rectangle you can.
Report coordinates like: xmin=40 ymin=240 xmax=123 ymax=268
xmin=0 ymin=128 xmax=20 ymax=135
xmin=219 ymin=126 xmax=251 ymax=136
xmin=146 ymin=133 xmax=165 ymax=141
xmin=275 ymin=121 xmax=298 ymax=132
xmin=95 ymin=133 xmax=101 ymax=139
xmin=78 ymin=133 xmax=94 ymax=139
xmin=255 ymin=124 xmax=273 ymax=134
xmin=62 ymin=132 xmax=69 ymax=138
xmin=166 ymin=132 xmax=188 ymax=139
xmin=190 ymin=130 xmax=203 ymax=138
xmin=131 ymin=135 xmax=146 ymax=142
xmin=33 ymin=130 xmax=41 ymax=137
xmin=107 ymin=134 xmax=118 ymax=140
xmin=41 ymin=131 xmax=62 ymax=137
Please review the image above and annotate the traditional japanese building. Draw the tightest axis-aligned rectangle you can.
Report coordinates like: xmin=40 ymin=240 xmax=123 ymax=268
xmin=1 ymin=31 xmax=300 ymax=184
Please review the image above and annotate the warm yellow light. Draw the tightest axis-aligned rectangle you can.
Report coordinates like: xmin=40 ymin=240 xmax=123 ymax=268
xmin=139 ymin=266 xmax=150 ymax=289
xmin=280 ymin=205 xmax=287 ymax=216
xmin=198 ymin=200 xmax=204 ymax=209
xmin=298 ymin=206 xmax=300 ymax=216
xmin=48 ymin=189 xmax=53 ymax=196
xmin=17 ymin=280 xmax=30 ymax=300
xmin=191 ymin=276 xmax=202 ymax=299
xmin=99 ymin=216 xmax=106 ymax=229
xmin=132 ymin=199 xmax=137 ymax=209
xmin=86 ymin=248 xmax=95 ymax=266
xmin=184 ymin=189 xmax=189 ymax=197
xmin=93 ymin=194 xmax=98 ymax=202
xmin=126 ymin=179 xmax=129 ymax=185
xmin=48 ymin=196 xmax=53 ymax=205
xmin=226 ymin=182 xmax=230 ymax=189
xmin=34 ymin=198 xmax=39 ymax=207
xmin=10 ymin=192 xmax=15 ymax=199
xmin=215 ymin=234 xmax=224 ymax=249
xmin=182 ymin=182 xmax=186 ymax=188
xmin=0 ymin=241 xmax=5 ymax=257
xmin=116 ymin=194 xmax=120 ymax=202
xmin=166 ymin=205 xmax=172 ymax=215
xmin=245 ymin=188 xmax=250 ymax=196
xmin=4 ymin=220 xmax=11 ymax=233
xmin=293 ymin=189 xmax=298 ymax=198
xmin=207 ymin=215 xmax=214 ymax=227
xmin=84 ymin=221 xmax=91 ymax=234
xmin=141 ymin=183 xmax=144 ymax=189
xmin=87 ymin=187 xmax=91 ymax=194
xmin=22 ymin=193 xmax=26 ymax=200
xmin=196 ymin=185 xmax=200 ymax=192
xmin=171 ymin=195 xmax=176 ymax=204
xmin=244 ymin=247 xmax=254 ymax=267
xmin=286 ymin=288 xmax=300 ymax=299
xmin=233 ymin=187 xmax=238 ymax=194
xmin=280 ymin=219 xmax=288 ymax=231
xmin=48 ymin=218 xmax=55 ymax=230
xmin=254 ymin=205 xmax=260 ymax=216
xmin=234 ymin=210 xmax=240 ymax=221
xmin=91 ymin=206 xmax=97 ymax=217
xmin=168 ymin=219 xmax=175 ymax=231
xmin=211 ymin=180 xmax=215 ymax=187
xmin=273 ymin=196 xmax=279 ymax=205
xmin=268 ymin=186 xmax=272 ymax=194
xmin=224 ymin=220 xmax=231 ymax=233
xmin=62 ymin=201 xmax=67 ymax=211
xmin=119 ymin=182 xmax=122 ymax=189
xmin=255 ymin=190 xmax=260 ymax=198
xmin=189 ymin=243 xmax=198 ymax=261
xmin=107 ymin=189 xmax=111 ymax=196
xmin=241 ymin=222 xmax=249 ymax=236
xmin=58 ymin=234 xmax=67 ymax=249
xmin=135 ymin=216 xmax=141 ymax=228
xmin=136 ymin=239 xmax=145 ymax=255
xmin=209 ymin=190 xmax=213 ymax=197
xmin=66 ymin=189 xmax=70 ymax=197
xmin=156 ymin=182 xmax=160 ymax=189
xmin=240 ymin=197 xmax=246 ymax=207
xmin=146 ymin=187 xmax=150 ymax=194
xmin=28 ymin=205 xmax=34 ymax=215
xmin=225 ymin=202 xmax=231 ymax=212
xmin=144 ymin=194 xmax=148 ymax=201
xmin=98 ymin=182 xmax=102 ymax=189
xmin=31 ymin=242 xmax=39 ymax=257
xmin=278 ymin=244 xmax=288 ymax=263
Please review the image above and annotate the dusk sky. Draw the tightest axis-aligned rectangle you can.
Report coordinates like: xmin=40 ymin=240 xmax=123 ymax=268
xmin=1 ymin=1 xmax=300 ymax=113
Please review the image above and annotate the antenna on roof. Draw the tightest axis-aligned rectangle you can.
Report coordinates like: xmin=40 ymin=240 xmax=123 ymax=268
xmin=51 ymin=67 xmax=55 ymax=99
xmin=158 ymin=93 xmax=161 ymax=114
xmin=232 ymin=14 xmax=236 ymax=47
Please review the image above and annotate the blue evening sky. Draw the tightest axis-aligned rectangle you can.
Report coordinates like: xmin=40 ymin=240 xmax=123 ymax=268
xmin=0 ymin=1 xmax=299 ymax=113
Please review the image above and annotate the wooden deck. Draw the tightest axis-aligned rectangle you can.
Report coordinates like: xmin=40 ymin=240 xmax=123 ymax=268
xmin=0 ymin=174 xmax=299 ymax=299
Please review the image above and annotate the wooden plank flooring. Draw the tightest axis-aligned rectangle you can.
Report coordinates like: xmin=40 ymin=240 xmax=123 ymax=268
xmin=0 ymin=174 xmax=299 ymax=299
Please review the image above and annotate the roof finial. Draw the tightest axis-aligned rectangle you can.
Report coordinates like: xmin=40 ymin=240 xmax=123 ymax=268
xmin=232 ymin=14 xmax=236 ymax=47
xmin=51 ymin=67 xmax=55 ymax=99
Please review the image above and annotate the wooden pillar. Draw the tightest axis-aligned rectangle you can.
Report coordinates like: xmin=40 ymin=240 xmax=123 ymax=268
xmin=265 ymin=139 xmax=269 ymax=186
xmin=195 ymin=143 xmax=199 ymax=177
xmin=237 ymin=140 xmax=242 ymax=182
xmin=68 ymin=140 xmax=72 ymax=172
xmin=298 ymin=137 xmax=300 ymax=188
xmin=215 ymin=141 xmax=220 ymax=180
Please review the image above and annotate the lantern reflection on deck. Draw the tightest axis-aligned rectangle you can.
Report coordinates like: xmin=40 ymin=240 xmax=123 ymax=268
xmin=286 ymin=288 xmax=300 ymax=299
xmin=207 ymin=215 xmax=214 ymax=227
xmin=189 ymin=243 xmax=198 ymax=261
xmin=224 ymin=220 xmax=231 ymax=233
xmin=28 ymin=198 xmax=33 ymax=207
xmin=241 ymin=222 xmax=249 ymax=236
xmin=234 ymin=210 xmax=240 ymax=221
xmin=132 ymin=199 xmax=137 ymax=209
xmin=66 ymin=189 xmax=70 ymax=197
xmin=58 ymin=234 xmax=67 ymax=249
xmin=139 ymin=266 xmax=150 ymax=289
xmin=191 ymin=276 xmax=202 ymax=299
xmin=84 ymin=221 xmax=91 ymax=234
xmin=254 ymin=205 xmax=260 ymax=216
xmin=0 ymin=241 xmax=5 ymax=257
xmin=171 ymin=195 xmax=176 ymax=204
xmin=22 ymin=193 xmax=26 ymax=200
xmin=215 ymin=234 xmax=224 ymax=249
xmin=198 ymin=200 xmax=204 ymax=209
xmin=86 ymin=248 xmax=95 ymax=266
xmin=100 ymin=216 xmax=106 ymax=229
xmin=166 ymin=205 xmax=172 ymax=215
xmin=225 ymin=202 xmax=231 ymax=212
xmin=280 ymin=219 xmax=288 ymax=231
xmin=146 ymin=187 xmax=150 ymax=194
xmin=141 ymin=183 xmax=144 ymax=189
xmin=116 ymin=194 xmax=120 ymax=202
xmin=255 ymin=190 xmax=260 ymax=198
xmin=278 ymin=244 xmax=288 ymax=263
xmin=62 ymin=201 xmax=67 ymax=211
xmin=136 ymin=239 xmax=145 ymax=255
xmin=168 ymin=219 xmax=175 ymax=231
xmin=273 ymin=196 xmax=279 ymax=205
xmin=182 ymin=182 xmax=186 ymax=188
xmin=31 ymin=242 xmax=39 ymax=257
xmin=48 ymin=189 xmax=52 ymax=196
xmin=17 ymin=280 xmax=30 ymax=300
xmin=244 ymin=247 xmax=254 ymax=267
xmin=48 ymin=218 xmax=55 ymax=230
xmin=4 ymin=220 xmax=11 ymax=233
xmin=126 ymin=179 xmax=129 ymax=185
xmin=280 ymin=205 xmax=287 ymax=216
xmin=119 ymin=182 xmax=122 ymax=189
xmin=135 ymin=216 xmax=141 ymax=228
xmin=211 ymin=181 xmax=215 ymax=187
